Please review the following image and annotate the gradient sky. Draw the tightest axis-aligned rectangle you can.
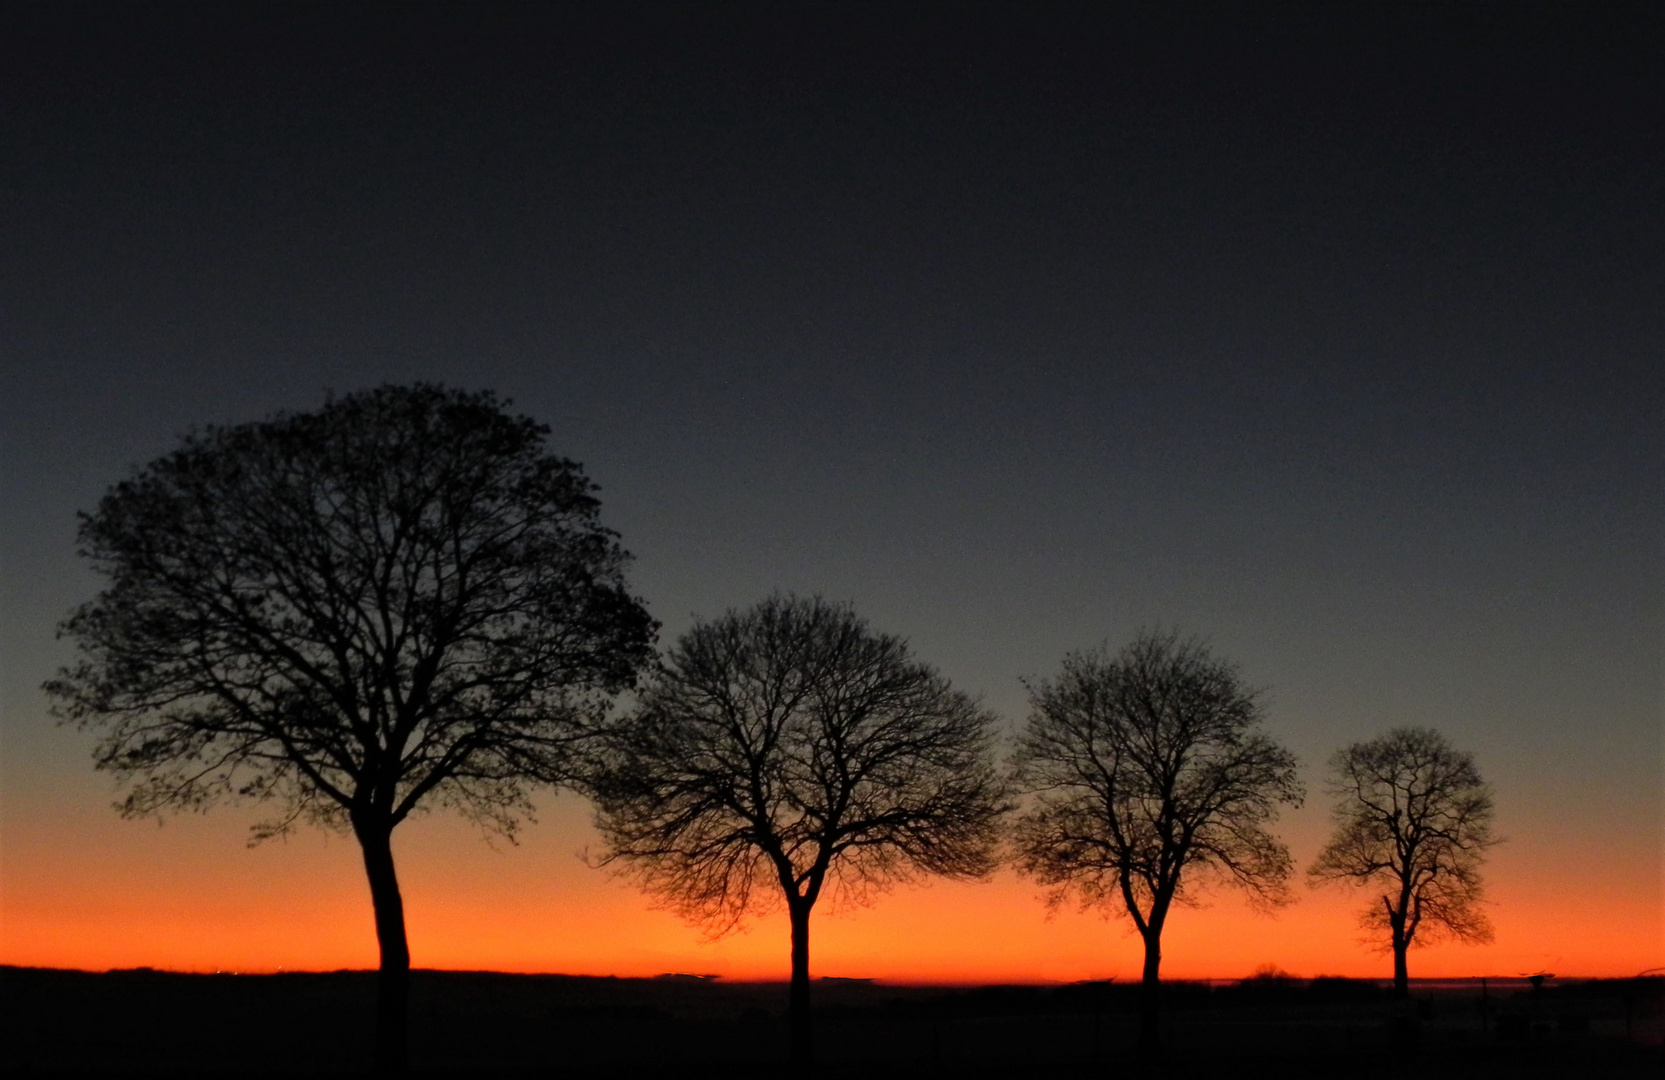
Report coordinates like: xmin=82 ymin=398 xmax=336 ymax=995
xmin=2 ymin=4 xmax=1660 ymax=982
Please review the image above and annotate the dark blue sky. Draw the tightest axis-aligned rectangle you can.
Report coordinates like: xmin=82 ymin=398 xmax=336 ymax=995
xmin=3 ymin=3 xmax=1660 ymax=960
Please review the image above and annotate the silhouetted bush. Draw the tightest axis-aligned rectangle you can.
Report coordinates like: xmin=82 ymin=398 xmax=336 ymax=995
xmin=1223 ymin=965 xmax=1301 ymax=1003
xmin=1306 ymin=976 xmax=1381 ymax=1002
xmin=1051 ymin=980 xmax=1140 ymax=1013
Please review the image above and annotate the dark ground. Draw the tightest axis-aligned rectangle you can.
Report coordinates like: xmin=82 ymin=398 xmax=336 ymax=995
xmin=2 ymin=966 xmax=1659 ymax=1077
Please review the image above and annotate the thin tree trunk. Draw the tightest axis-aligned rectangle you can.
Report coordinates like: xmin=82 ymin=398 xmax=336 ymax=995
xmin=1388 ymin=886 xmax=1412 ymax=999
xmin=358 ymin=823 xmax=411 ymax=1076
xmin=1138 ymin=928 xmax=1162 ymax=1053
xmin=788 ymin=901 xmax=813 ymax=1065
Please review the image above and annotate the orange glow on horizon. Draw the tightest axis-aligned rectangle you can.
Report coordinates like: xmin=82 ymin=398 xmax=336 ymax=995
xmin=3 ymin=790 xmax=1658 ymax=983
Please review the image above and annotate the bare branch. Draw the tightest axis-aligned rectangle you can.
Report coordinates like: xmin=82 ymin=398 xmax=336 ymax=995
xmin=46 ymin=383 xmax=657 ymax=843
xmin=587 ymin=594 xmax=1010 ymax=933
xmin=1308 ymin=727 xmax=1500 ymax=987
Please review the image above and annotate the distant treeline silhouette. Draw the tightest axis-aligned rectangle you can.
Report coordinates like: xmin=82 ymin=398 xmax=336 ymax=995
xmin=47 ymin=384 xmax=1501 ymax=1074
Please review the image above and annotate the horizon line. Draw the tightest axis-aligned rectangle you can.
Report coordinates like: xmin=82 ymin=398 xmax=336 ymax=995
xmin=5 ymin=964 xmax=1653 ymax=986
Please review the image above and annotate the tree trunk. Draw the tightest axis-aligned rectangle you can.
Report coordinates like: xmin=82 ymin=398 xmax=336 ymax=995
xmin=1387 ymin=886 xmax=1412 ymax=999
xmin=358 ymin=823 xmax=411 ymax=1076
xmin=1138 ymin=927 xmax=1162 ymax=1053
xmin=1392 ymin=935 xmax=1410 ymax=998
xmin=788 ymin=901 xmax=813 ymax=1065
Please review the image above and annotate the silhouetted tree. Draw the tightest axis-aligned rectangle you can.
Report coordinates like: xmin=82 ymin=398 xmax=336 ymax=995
xmin=1308 ymin=726 xmax=1498 ymax=997
xmin=1010 ymin=630 xmax=1303 ymax=1051
xmin=46 ymin=384 xmax=656 ymax=1074
xmin=589 ymin=594 xmax=1008 ymax=1064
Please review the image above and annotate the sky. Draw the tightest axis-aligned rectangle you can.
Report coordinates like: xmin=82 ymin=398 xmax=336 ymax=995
xmin=1 ymin=3 xmax=1660 ymax=983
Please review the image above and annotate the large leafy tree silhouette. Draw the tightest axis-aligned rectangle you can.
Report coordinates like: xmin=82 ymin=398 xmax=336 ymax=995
xmin=48 ymin=384 xmax=656 ymax=1074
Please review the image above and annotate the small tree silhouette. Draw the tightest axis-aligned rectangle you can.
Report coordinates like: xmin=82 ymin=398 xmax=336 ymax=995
xmin=1010 ymin=630 xmax=1304 ymax=1052
xmin=588 ymin=594 xmax=1009 ymax=1064
xmin=46 ymin=384 xmax=656 ymax=1074
xmin=1308 ymin=727 xmax=1499 ymax=997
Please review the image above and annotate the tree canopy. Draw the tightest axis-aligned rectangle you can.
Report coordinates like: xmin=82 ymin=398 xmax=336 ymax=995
xmin=589 ymin=593 xmax=1008 ymax=1061
xmin=1010 ymin=629 xmax=1303 ymax=1048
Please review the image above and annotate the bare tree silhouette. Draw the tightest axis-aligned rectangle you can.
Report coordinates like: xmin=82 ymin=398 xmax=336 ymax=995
xmin=1010 ymin=630 xmax=1303 ymax=1051
xmin=1309 ymin=726 xmax=1499 ymax=996
xmin=588 ymin=594 xmax=1008 ymax=1064
xmin=45 ymin=384 xmax=656 ymax=1074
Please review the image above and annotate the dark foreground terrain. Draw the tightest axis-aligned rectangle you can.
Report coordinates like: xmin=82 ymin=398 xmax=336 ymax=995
xmin=3 ymin=966 xmax=1659 ymax=1078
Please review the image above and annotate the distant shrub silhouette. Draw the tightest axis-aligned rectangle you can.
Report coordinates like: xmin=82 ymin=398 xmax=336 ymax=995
xmin=1306 ymin=976 xmax=1382 ymax=1002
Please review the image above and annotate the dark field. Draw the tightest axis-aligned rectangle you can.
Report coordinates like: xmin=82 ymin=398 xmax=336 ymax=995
xmin=3 ymin=966 xmax=1659 ymax=1078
